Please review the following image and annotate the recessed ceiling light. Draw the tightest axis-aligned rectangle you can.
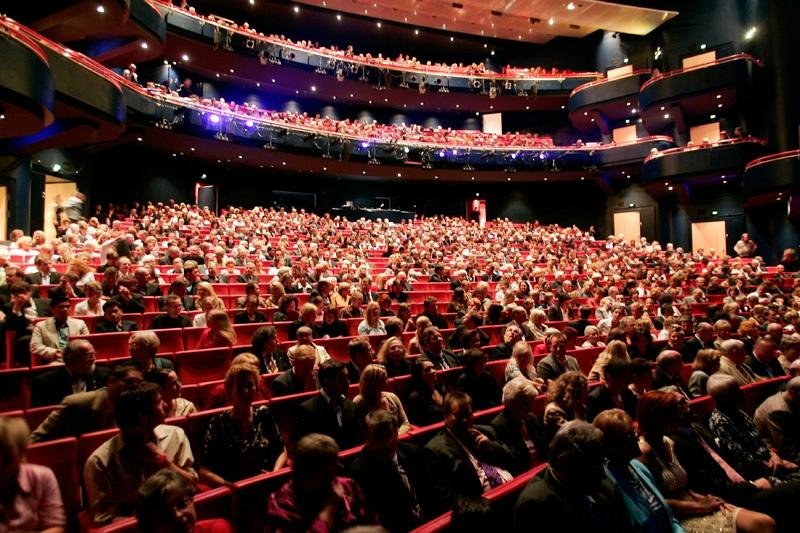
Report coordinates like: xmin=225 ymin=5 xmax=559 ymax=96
xmin=716 ymin=94 xmax=722 ymax=99
xmin=140 ymin=42 xmax=148 ymax=49
xmin=310 ymin=85 xmax=317 ymax=92
xmin=376 ymin=22 xmax=381 ymax=28
xmin=718 ymin=103 xmax=723 ymax=108
xmin=567 ymin=2 xmax=576 ymax=10
xmin=664 ymin=113 xmax=670 ymax=119
xmin=293 ymin=6 xmax=299 ymax=13
xmin=660 ymin=106 xmax=665 ymax=111
xmin=710 ymin=114 xmax=716 ymax=119
xmin=548 ymin=17 xmax=555 ymax=25
xmin=136 ymin=137 xmax=142 ymax=141
xmin=181 ymin=54 xmax=189 ymax=61
xmin=336 ymin=14 xmax=342 ymax=21
xmin=96 ymin=5 xmax=105 ymax=13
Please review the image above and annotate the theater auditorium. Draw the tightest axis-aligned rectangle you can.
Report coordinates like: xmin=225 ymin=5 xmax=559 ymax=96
xmin=0 ymin=0 xmax=799 ymax=531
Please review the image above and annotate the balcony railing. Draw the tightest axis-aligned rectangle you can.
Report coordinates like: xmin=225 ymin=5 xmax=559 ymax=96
xmin=639 ymin=53 xmax=763 ymax=92
xmin=643 ymin=136 xmax=767 ymax=165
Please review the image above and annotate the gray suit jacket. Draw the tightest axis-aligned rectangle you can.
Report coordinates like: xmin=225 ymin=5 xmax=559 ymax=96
xmin=31 ymin=388 xmax=115 ymax=442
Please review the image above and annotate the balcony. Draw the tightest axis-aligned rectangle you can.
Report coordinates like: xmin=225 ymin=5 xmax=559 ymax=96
xmin=0 ymin=18 xmax=55 ymax=138
xmin=638 ymin=53 xmax=762 ymax=132
xmin=641 ymin=137 xmax=766 ymax=185
xmin=743 ymin=150 xmax=800 ymax=206
xmin=567 ymin=69 xmax=651 ymax=132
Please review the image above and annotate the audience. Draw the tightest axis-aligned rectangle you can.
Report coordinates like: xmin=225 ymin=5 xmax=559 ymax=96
xmin=376 ymin=335 xmax=412 ymax=377
xmin=753 ymin=376 xmax=800 ymax=463
xmin=688 ymin=348 xmax=721 ymax=397
xmin=270 ymin=344 xmax=318 ymax=397
xmin=30 ymin=294 xmax=89 ymax=364
xmin=406 ymin=357 xmax=445 ymax=426
xmin=151 ymin=369 xmax=197 ymax=418
xmin=251 ymin=325 xmax=290 ymax=374
xmin=543 ymin=371 xmax=588 ymax=440
xmin=31 ymin=338 xmax=109 ymax=407
xmin=124 ymin=330 xmax=175 ymax=381
xmin=456 ymin=349 xmax=502 ymax=410
xmin=586 ymin=359 xmax=637 ymax=422
xmin=536 ymin=331 xmax=581 ymax=382
xmin=353 ymin=364 xmax=411 ymax=434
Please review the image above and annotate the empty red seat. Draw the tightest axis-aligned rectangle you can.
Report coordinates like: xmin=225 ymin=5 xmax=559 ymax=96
xmin=71 ymin=332 xmax=131 ymax=360
xmin=153 ymin=328 xmax=184 ymax=353
xmin=27 ymin=437 xmax=81 ymax=525
xmin=174 ymin=347 xmax=233 ymax=385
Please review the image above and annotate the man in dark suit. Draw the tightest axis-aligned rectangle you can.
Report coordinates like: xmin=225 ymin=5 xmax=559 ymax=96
xmin=491 ymin=323 xmax=523 ymax=361
xmin=30 ymin=365 xmax=143 ymax=442
xmin=514 ymin=421 xmax=634 ymax=533
xmin=422 ymin=326 xmax=460 ymax=370
xmin=110 ymin=280 xmax=145 ymax=314
xmin=346 ymin=337 xmax=373 ymax=385
xmin=509 ymin=306 xmax=536 ymax=341
xmin=745 ymin=337 xmax=787 ymax=379
xmin=234 ymin=295 xmax=267 ymax=324
xmin=419 ymin=296 xmax=448 ymax=329
xmin=270 ymin=345 xmax=317 ymax=397
xmin=652 ymin=350 xmax=693 ymax=399
xmin=25 ymin=255 xmax=61 ymax=287
xmin=46 ymin=273 xmax=85 ymax=300
xmin=293 ymin=359 xmax=364 ymax=449
xmin=682 ymin=322 xmax=716 ymax=362
xmin=586 ymin=359 xmax=638 ymax=422
xmin=484 ymin=377 xmax=549 ymax=476
xmin=568 ymin=305 xmax=594 ymax=336
xmin=95 ymin=300 xmax=138 ymax=334
xmin=536 ymin=332 xmax=581 ymax=382
xmin=133 ymin=267 xmax=163 ymax=297
xmin=349 ymin=410 xmax=424 ymax=531
xmin=1 ymin=281 xmax=50 ymax=366
xmin=149 ymin=294 xmax=192 ymax=329
xmin=31 ymin=339 xmax=110 ymax=407
xmin=546 ymin=293 xmax=572 ymax=322
xmin=423 ymin=391 xmax=513 ymax=516
xmin=236 ymin=261 xmax=259 ymax=284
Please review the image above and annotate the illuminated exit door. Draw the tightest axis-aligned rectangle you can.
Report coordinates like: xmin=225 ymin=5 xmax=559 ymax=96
xmin=467 ymin=199 xmax=486 ymax=227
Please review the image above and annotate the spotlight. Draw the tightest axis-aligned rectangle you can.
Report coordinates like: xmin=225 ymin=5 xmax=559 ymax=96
xmin=140 ymin=42 xmax=148 ymax=49
xmin=51 ymin=163 xmax=62 ymax=172
xmin=181 ymin=54 xmax=189 ymax=61
xmin=744 ymin=26 xmax=757 ymax=40
xmin=209 ymin=115 xmax=220 ymax=124
xmin=96 ymin=5 xmax=105 ymax=13
xmin=245 ymin=119 xmax=254 ymax=127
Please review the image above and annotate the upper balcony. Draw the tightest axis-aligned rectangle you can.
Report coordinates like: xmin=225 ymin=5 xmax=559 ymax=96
xmin=153 ymin=2 xmax=602 ymax=113
xmin=0 ymin=18 xmax=55 ymax=139
xmin=743 ymin=150 xmax=800 ymax=207
xmin=638 ymin=53 xmax=763 ymax=133
xmin=641 ymin=137 xmax=766 ymax=186
xmin=567 ymin=67 xmax=651 ymax=133
xmin=5 ymin=0 xmax=165 ymax=67
xmin=1 ymin=16 xmax=126 ymax=153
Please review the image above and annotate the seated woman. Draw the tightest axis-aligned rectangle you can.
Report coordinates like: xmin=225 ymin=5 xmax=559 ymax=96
xmin=152 ymin=369 xmax=197 ymax=418
xmin=0 ymin=416 xmax=66 ymax=532
xmin=457 ymin=349 xmax=501 ymax=410
xmin=192 ymin=296 xmax=225 ymax=328
xmin=74 ymin=281 xmax=106 ymax=316
xmin=580 ymin=325 xmax=606 ymax=349
xmin=272 ymin=294 xmax=299 ymax=323
xmin=543 ymin=371 xmax=588 ymax=441
xmin=527 ymin=308 xmax=548 ymax=341
xmin=377 ymin=336 xmax=412 ymax=377
xmin=593 ymin=409 xmax=684 ymax=533
xmin=196 ymin=309 xmax=236 ymax=349
xmin=407 ymin=316 xmax=432 ymax=354
xmin=319 ymin=306 xmax=349 ymax=338
xmin=629 ymin=329 xmax=659 ymax=361
xmin=377 ymin=293 xmax=395 ymax=317
xmin=137 ymin=469 xmax=232 ymax=533
xmin=688 ymin=349 xmax=721 ymax=397
xmin=504 ymin=341 xmax=544 ymax=392
xmin=357 ymin=302 xmax=386 ymax=336
xmin=353 ymin=364 xmax=410 ymax=434
xmin=588 ymin=340 xmax=631 ymax=382
xmin=199 ymin=364 xmax=287 ymax=486
xmin=637 ymin=390 xmax=775 ymax=533
xmin=406 ymin=357 xmax=444 ymax=426
xmin=207 ymin=352 xmax=267 ymax=408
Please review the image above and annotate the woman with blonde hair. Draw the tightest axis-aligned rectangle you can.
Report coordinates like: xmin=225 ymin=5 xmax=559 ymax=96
xmin=66 ymin=256 xmax=95 ymax=286
xmin=197 ymin=309 xmax=236 ymax=348
xmin=377 ymin=336 xmax=412 ymax=377
xmin=194 ymin=281 xmax=219 ymax=302
xmin=357 ymin=301 xmax=386 ymax=336
xmin=689 ymin=349 xmax=721 ymax=397
xmin=543 ymin=371 xmax=588 ymax=440
xmin=527 ymin=308 xmax=548 ymax=340
xmin=74 ymin=281 xmax=106 ymax=316
xmin=353 ymin=364 xmax=410 ymax=434
xmin=408 ymin=315 xmax=431 ymax=354
xmin=207 ymin=352 xmax=265 ymax=408
xmin=192 ymin=295 xmax=226 ymax=327
xmin=588 ymin=339 xmax=630 ymax=381
xmin=199 ymin=364 xmax=287 ymax=486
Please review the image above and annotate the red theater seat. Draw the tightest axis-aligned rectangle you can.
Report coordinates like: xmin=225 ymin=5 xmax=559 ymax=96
xmin=27 ymin=437 xmax=82 ymax=524
xmin=174 ymin=347 xmax=233 ymax=385
xmin=71 ymin=332 xmax=131 ymax=360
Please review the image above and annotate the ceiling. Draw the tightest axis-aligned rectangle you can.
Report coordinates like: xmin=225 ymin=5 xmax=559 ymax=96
xmin=295 ymin=0 xmax=678 ymax=44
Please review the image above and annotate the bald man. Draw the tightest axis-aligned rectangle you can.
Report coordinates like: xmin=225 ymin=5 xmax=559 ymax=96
xmin=754 ymin=377 xmax=800 ymax=462
xmin=682 ymin=322 xmax=716 ymax=362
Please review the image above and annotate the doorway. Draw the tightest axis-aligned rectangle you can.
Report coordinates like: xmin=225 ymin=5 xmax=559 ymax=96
xmin=44 ymin=177 xmax=77 ymax=241
xmin=195 ymin=183 xmax=218 ymax=215
xmin=691 ymin=220 xmax=727 ymax=256
xmin=613 ymin=210 xmax=641 ymax=243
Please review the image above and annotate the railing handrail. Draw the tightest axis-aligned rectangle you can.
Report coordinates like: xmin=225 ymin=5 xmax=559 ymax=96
xmin=640 ymin=53 xmax=764 ymax=91
xmin=0 ymin=15 xmax=49 ymax=64
xmin=149 ymin=0 xmax=602 ymax=84
xmin=569 ymin=69 xmax=652 ymax=98
xmin=643 ymin=136 xmax=767 ymax=164
xmin=745 ymin=150 xmax=800 ymax=171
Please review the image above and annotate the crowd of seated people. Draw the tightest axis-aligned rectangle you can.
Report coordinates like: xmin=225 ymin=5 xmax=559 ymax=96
xmin=0 ymin=201 xmax=799 ymax=530
xmin=153 ymin=1 xmax=588 ymax=80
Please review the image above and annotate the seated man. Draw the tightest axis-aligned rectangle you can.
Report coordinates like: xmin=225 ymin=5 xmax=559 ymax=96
xmin=683 ymin=322 xmax=717 ymax=362
xmin=233 ymin=295 xmax=267 ymax=324
xmin=754 ymin=377 xmax=800 ymax=463
xmin=286 ymin=326 xmax=331 ymax=367
xmin=100 ymin=267 xmax=121 ymax=297
xmin=95 ymin=300 xmax=138 ymax=333
xmin=419 ymin=296 xmax=447 ymax=329
xmin=651 ymin=350 xmax=693 ymax=399
xmin=110 ymin=278 xmax=146 ymax=314
xmin=745 ymin=337 xmax=787 ymax=379
xmin=84 ymin=381 xmax=197 ymax=525
xmin=346 ymin=336 xmax=374 ymax=384
xmin=124 ymin=330 xmax=175 ymax=382
xmin=158 ymin=278 xmax=195 ymax=312
xmin=149 ymin=294 xmax=192 ymax=329
xmin=536 ymin=331 xmax=581 ymax=382
xmin=31 ymin=365 xmax=143 ymax=442
xmin=31 ymin=339 xmax=109 ymax=407
xmin=294 ymin=360 xmax=363 ymax=449
xmin=490 ymin=323 xmax=522 ymax=361
xmin=0 ymin=281 xmax=48 ymax=366
xmin=718 ymin=339 xmax=759 ymax=386
xmin=132 ymin=267 xmax=163 ymax=297
xmin=270 ymin=344 xmax=318 ymax=398
xmin=268 ymin=433 xmax=372 ymax=531
xmin=485 ymin=377 xmax=548 ymax=475
xmin=586 ymin=359 xmax=638 ymax=422
xmin=30 ymin=294 xmax=89 ymax=364
xmin=348 ymin=410 xmax=424 ymax=531
xmin=47 ymin=272 xmax=85 ymax=300
xmin=424 ymin=391 xmax=513 ymax=516
xmin=25 ymin=254 xmax=61 ymax=287
xmin=514 ymin=420 xmax=634 ymax=533
xmin=422 ymin=326 xmax=460 ymax=370
xmin=708 ymin=374 xmax=799 ymax=482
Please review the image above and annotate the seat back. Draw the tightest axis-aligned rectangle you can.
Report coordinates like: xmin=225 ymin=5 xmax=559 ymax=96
xmin=153 ymin=328 xmax=185 ymax=353
xmin=27 ymin=437 xmax=82 ymax=525
xmin=71 ymin=332 xmax=131 ymax=360
xmin=174 ymin=347 xmax=233 ymax=385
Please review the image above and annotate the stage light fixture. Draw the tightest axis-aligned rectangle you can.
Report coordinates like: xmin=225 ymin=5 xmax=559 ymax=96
xmin=52 ymin=163 xmax=62 ymax=172
xmin=96 ymin=5 xmax=105 ymax=13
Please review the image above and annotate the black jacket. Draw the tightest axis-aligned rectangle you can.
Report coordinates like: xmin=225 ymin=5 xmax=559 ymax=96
xmin=585 ymin=384 xmax=638 ymax=423
xmin=31 ymin=365 xmax=110 ymax=407
xmin=293 ymin=393 xmax=364 ymax=449
xmin=486 ymin=410 xmax=549 ymax=475
xmin=95 ymin=319 xmax=139 ymax=333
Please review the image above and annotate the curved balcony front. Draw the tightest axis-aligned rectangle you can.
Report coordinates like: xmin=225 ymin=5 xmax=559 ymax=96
xmin=638 ymin=54 xmax=762 ymax=133
xmin=2 ymin=19 xmax=126 ymax=153
xmin=642 ymin=137 xmax=766 ymax=185
xmin=156 ymin=3 xmax=601 ymax=113
xmin=567 ymin=70 xmax=651 ymax=132
xmin=0 ymin=19 xmax=55 ymax=138
xmin=743 ymin=151 xmax=800 ymax=205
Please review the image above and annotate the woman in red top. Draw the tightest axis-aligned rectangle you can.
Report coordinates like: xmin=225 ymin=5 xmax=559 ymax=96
xmin=196 ymin=309 xmax=236 ymax=349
